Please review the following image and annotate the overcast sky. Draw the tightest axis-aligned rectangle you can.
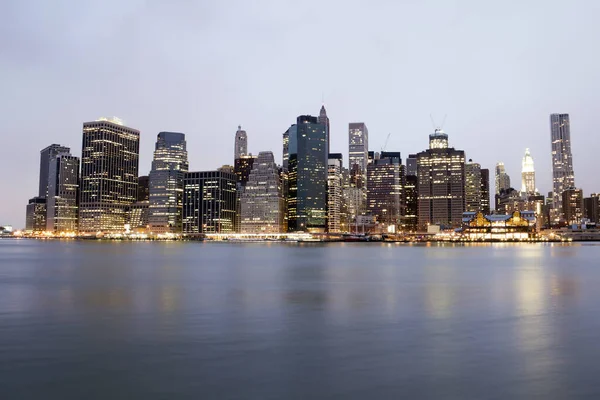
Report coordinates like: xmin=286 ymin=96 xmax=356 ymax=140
xmin=2 ymin=0 xmax=599 ymax=228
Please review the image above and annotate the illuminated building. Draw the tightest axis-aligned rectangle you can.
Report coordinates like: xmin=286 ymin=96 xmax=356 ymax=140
xmin=562 ymin=188 xmax=583 ymax=225
xmin=495 ymin=162 xmax=511 ymax=195
xmin=465 ymin=160 xmax=482 ymax=212
xmin=403 ymin=174 xmax=418 ymax=231
xmin=234 ymin=125 xmax=247 ymax=161
xmin=521 ymin=148 xmax=536 ymax=194
xmin=287 ymin=115 xmax=328 ymax=232
xmin=584 ymin=194 xmax=600 ymax=224
xmin=79 ymin=117 xmax=140 ymax=233
xmin=148 ymin=132 xmax=189 ymax=233
xmin=327 ymin=154 xmax=343 ymax=233
xmin=126 ymin=201 xmax=149 ymax=232
xmin=25 ymin=197 xmax=46 ymax=232
xmin=367 ymin=152 xmax=404 ymax=228
xmin=550 ymin=114 xmax=575 ymax=223
xmin=416 ymin=129 xmax=465 ymax=229
xmin=39 ymin=144 xmax=70 ymax=198
xmin=240 ymin=151 xmax=284 ymax=233
xmin=318 ymin=105 xmax=330 ymax=155
xmin=480 ymin=168 xmax=490 ymax=215
xmin=183 ymin=171 xmax=237 ymax=234
xmin=462 ymin=211 xmax=537 ymax=240
xmin=137 ymin=176 xmax=149 ymax=202
xmin=46 ymin=154 xmax=79 ymax=233
xmin=348 ymin=122 xmax=369 ymax=212
xmin=495 ymin=188 xmax=520 ymax=214
xmin=233 ymin=154 xmax=256 ymax=231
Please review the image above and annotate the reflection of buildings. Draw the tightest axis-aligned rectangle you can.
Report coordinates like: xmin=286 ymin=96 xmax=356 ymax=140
xmin=462 ymin=211 xmax=537 ymax=240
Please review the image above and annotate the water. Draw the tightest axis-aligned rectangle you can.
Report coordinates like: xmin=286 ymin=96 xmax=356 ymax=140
xmin=1 ymin=240 xmax=600 ymax=399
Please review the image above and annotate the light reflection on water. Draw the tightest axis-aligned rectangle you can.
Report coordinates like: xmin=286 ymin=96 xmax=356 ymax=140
xmin=0 ymin=240 xmax=599 ymax=398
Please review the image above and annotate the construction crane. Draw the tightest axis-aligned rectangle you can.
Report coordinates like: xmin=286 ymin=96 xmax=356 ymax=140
xmin=381 ymin=133 xmax=391 ymax=153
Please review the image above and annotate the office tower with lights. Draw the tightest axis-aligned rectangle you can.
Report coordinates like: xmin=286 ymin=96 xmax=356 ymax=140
xmin=480 ymin=168 xmax=490 ymax=215
xmin=287 ymin=115 xmax=328 ymax=232
xmin=521 ymin=148 xmax=536 ymax=194
xmin=240 ymin=151 xmax=284 ymax=233
xmin=234 ymin=125 xmax=247 ymax=161
xmin=416 ymin=129 xmax=465 ymax=229
xmin=327 ymin=154 xmax=343 ymax=233
xmin=183 ymin=171 xmax=237 ymax=234
xmin=367 ymin=152 xmax=404 ymax=228
xmin=25 ymin=197 xmax=47 ymax=232
xmin=39 ymin=144 xmax=70 ymax=198
xmin=79 ymin=117 xmax=140 ymax=233
xmin=465 ymin=160 xmax=482 ymax=212
xmin=318 ymin=105 xmax=330 ymax=155
xmin=148 ymin=132 xmax=189 ymax=234
xmin=495 ymin=162 xmax=511 ymax=195
xmin=137 ymin=176 xmax=149 ymax=202
xmin=46 ymin=153 xmax=80 ymax=233
xmin=550 ymin=114 xmax=576 ymax=222
xmin=562 ymin=188 xmax=583 ymax=225
xmin=348 ymin=122 xmax=369 ymax=186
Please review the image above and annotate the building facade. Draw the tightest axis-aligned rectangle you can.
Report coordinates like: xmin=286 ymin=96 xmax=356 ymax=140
xmin=137 ymin=176 xmax=149 ymax=202
xmin=25 ymin=197 xmax=46 ymax=232
xmin=562 ymin=188 xmax=583 ymax=226
xmin=495 ymin=162 xmax=511 ymax=195
xmin=39 ymin=144 xmax=70 ymax=198
xmin=183 ymin=171 xmax=237 ymax=234
xmin=240 ymin=151 xmax=284 ymax=233
xmin=327 ymin=154 xmax=343 ymax=233
xmin=406 ymin=154 xmax=417 ymax=177
xmin=550 ymin=114 xmax=575 ymax=222
xmin=79 ymin=118 xmax=140 ymax=233
xmin=480 ymin=168 xmax=490 ymax=215
xmin=416 ymin=129 xmax=466 ymax=229
xmin=584 ymin=194 xmax=600 ymax=224
xmin=318 ymin=105 xmax=330 ymax=155
xmin=465 ymin=160 xmax=482 ymax=212
xmin=367 ymin=152 xmax=404 ymax=229
xmin=521 ymin=148 xmax=536 ymax=194
xmin=234 ymin=125 xmax=247 ymax=161
xmin=287 ymin=115 xmax=328 ymax=232
xmin=46 ymin=154 xmax=80 ymax=233
xmin=148 ymin=132 xmax=189 ymax=234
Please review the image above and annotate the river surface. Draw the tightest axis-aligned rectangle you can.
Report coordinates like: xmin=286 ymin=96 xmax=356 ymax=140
xmin=1 ymin=240 xmax=599 ymax=399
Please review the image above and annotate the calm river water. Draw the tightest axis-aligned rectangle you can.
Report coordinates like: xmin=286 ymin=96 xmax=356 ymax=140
xmin=1 ymin=240 xmax=600 ymax=399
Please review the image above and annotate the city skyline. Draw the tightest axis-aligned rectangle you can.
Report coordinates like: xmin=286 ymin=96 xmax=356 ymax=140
xmin=3 ymin=1 xmax=600 ymax=227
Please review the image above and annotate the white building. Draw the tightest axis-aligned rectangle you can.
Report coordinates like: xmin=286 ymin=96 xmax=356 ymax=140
xmin=521 ymin=148 xmax=536 ymax=194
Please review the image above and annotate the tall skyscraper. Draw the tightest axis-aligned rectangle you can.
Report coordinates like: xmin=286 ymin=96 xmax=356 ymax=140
xmin=148 ymin=132 xmax=189 ymax=234
xmin=25 ymin=197 xmax=46 ymax=232
xmin=327 ymin=154 xmax=343 ymax=233
xmin=348 ymin=122 xmax=369 ymax=187
xmin=234 ymin=125 xmax=247 ymax=161
xmin=287 ymin=115 xmax=328 ymax=232
xmin=480 ymin=168 xmax=490 ymax=215
xmin=39 ymin=144 xmax=70 ymax=198
xmin=465 ymin=160 xmax=482 ymax=212
xmin=79 ymin=117 xmax=140 ymax=233
xmin=318 ymin=105 xmax=330 ymax=155
xmin=183 ymin=171 xmax=237 ymax=234
xmin=46 ymin=153 xmax=80 ymax=233
xmin=495 ymin=162 xmax=511 ymax=195
xmin=550 ymin=114 xmax=575 ymax=222
xmin=367 ymin=152 xmax=404 ymax=228
xmin=521 ymin=148 xmax=536 ymax=194
xmin=240 ymin=151 xmax=284 ymax=233
xmin=416 ymin=129 xmax=466 ymax=229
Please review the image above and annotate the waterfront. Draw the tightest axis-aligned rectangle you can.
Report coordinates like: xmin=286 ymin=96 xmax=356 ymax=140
xmin=1 ymin=240 xmax=600 ymax=398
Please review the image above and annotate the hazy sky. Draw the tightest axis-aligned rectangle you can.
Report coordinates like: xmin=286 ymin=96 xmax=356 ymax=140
xmin=2 ymin=0 xmax=599 ymax=227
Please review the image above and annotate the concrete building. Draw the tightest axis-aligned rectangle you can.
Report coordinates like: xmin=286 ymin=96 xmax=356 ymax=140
xmin=183 ymin=171 xmax=237 ymax=234
xmin=550 ymin=114 xmax=575 ymax=223
xmin=416 ymin=129 xmax=466 ymax=229
xmin=79 ymin=117 xmax=140 ymax=233
xmin=148 ymin=132 xmax=189 ymax=234
xmin=367 ymin=152 xmax=404 ymax=229
xmin=562 ymin=188 xmax=583 ymax=226
xmin=465 ymin=160 xmax=482 ymax=213
xmin=327 ymin=154 xmax=343 ymax=233
xmin=25 ymin=197 xmax=46 ymax=232
xmin=240 ymin=151 xmax=284 ymax=233
xmin=46 ymin=154 xmax=79 ymax=233
xmin=234 ymin=125 xmax=247 ymax=161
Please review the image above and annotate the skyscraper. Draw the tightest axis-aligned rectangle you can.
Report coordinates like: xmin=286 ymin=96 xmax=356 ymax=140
xmin=39 ymin=144 xmax=70 ymax=198
xmin=480 ymin=168 xmax=490 ymax=215
xmin=148 ymin=132 xmax=189 ymax=234
xmin=495 ymin=162 xmax=511 ymax=195
xmin=79 ymin=117 xmax=140 ymax=233
xmin=287 ymin=115 xmax=328 ymax=232
xmin=562 ymin=188 xmax=583 ymax=226
xmin=465 ymin=160 xmax=482 ymax=212
xmin=417 ymin=129 xmax=466 ymax=229
xmin=240 ymin=151 xmax=284 ymax=233
xmin=367 ymin=152 xmax=404 ymax=228
xmin=348 ymin=122 xmax=369 ymax=187
xmin=327 ymin=154 xmax=343 ymax=233
xmin=550 ymin=114 xmax=575 ymax=222
xmin=183 ymin=171 xmax=237 ymax=234
xmin=234 ymin=125 xmax=247 ymax=161
xmin=406 ymin=154 xmax=417 ymax=177
xmin=318 ymin=105 xmax=330 ymax=155
xmin=46 ymin=153 xmax=80 ymax=233
xmin=521 ymin=148 xmax=536 ymax=194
